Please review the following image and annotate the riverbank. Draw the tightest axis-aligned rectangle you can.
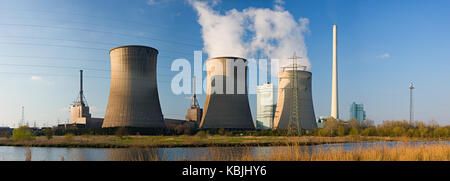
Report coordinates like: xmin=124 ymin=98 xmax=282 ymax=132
xmin=0 ymin=135 xmax=448 ymax=148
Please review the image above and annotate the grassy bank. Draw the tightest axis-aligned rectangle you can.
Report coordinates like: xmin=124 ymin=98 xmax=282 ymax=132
xmin=0 ymin=135 xmax=447 ymax=148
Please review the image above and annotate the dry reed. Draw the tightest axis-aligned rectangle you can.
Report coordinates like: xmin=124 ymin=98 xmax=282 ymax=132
xmin=224 ymin=142 xmax=450 ymax=161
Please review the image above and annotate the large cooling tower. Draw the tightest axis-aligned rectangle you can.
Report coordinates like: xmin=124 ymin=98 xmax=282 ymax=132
xmin=199 ymin=57 xmax=254 ymax=129
xmin=273 ymin=70 xmax=317 ymax=130
xmin=102 ymin=45 xmax=165 ymax=128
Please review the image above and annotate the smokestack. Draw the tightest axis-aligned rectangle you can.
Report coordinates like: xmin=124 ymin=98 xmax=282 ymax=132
xmin=331 ymin=25 xmax=339 ymax=119
xmin=79 ymin=70 xmax=84 ymax=105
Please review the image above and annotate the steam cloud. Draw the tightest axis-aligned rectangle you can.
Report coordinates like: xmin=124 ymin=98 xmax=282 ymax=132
xmin=190 ymin=0 xmax=311 ymax=71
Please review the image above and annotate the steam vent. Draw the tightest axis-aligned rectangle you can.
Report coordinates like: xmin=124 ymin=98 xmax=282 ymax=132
xmin=102 ymin=45 xmax=165 ymax=128
xmin=273 ymin=69 xmax=317 ymax=130
xmin=199 ymin=57 xmax=255 ymax=129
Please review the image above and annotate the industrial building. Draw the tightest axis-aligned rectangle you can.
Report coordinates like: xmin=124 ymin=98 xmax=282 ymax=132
xmin=316 ymin=116 xmax=328 ymax=128
xmin=256 ymin=82 xmax=275 ymax=129
xmin=69 ymin=70 xmax=103 ymax=128
xmin=273 ymin=65 xmax=317 ymax=130
xmin=102 ymin=45 xmax=166 ymax=128
xmin=199 ymin=57 xmax=255 ymax=129
xmin=350 ymin=102 xmax=366 ymax=123
xmin=185 ymin=77 xmax=203 ymax=127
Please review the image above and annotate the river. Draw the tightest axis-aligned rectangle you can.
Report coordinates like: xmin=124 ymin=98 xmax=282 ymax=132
xmin=0 ymin=141 xmax=448 ymax=161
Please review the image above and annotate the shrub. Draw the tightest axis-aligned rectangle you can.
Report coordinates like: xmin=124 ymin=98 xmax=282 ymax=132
xmin=65 ymin=133 xmax=74 ymax=142
xmin=391 ymin=127 xmax=406 ymax=137
xmin=1 ymin=131 xmax=11 ymax=139
xmin=115 ymin=127 xmax=128 ymax=138
xmin=217 ymin=128 xmax=225 ymax=136
xmin=195 ymin=131 xmax=207 ymax=138
xmin=349 ymin=128 xmax=359 ymax=137
xmin=322 ymin=118 xmax=339 ymax=137
xmin=12 ymin=126 xmax=34 ymax=141
xmin=44 ymin=129 xmax=53 ymax=140
xmin=348 ymin=119 xmax=361 ymax=130
xmin=337 ymin=126 xmax=346 ymax=137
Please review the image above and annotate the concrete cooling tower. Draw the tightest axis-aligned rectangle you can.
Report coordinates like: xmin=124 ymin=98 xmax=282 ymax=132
xmin=199 ymin=57 xmax=255 ymax=129
xmin=102 ymin=45 xmax=165 ymax=128
xmin=273 ymin=69 xmax=317 ymax=130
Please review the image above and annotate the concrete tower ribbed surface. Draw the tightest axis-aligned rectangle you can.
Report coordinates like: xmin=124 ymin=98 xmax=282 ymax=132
xmin=273 ymin=70 xmax=317 ymax=130
xmin=199 ymin=57 xmax=254 ymax=129
xmin=102 ymin=45 xmax=165 ymax=128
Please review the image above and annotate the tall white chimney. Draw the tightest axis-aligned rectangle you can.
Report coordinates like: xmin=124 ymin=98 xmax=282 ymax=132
xmin=331 ymin=25 xmax=339 ymax=119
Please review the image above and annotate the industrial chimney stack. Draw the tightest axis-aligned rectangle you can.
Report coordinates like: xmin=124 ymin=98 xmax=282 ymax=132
xmin=331 ymin=25 xmax=339 ymax=119
xmin=79 ymin=70 xmax=85 ymax=106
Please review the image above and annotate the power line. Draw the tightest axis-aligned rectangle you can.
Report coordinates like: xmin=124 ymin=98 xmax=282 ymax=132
xmin=0 ymin=54 xmax=198 ymax=65
xmin=0 ymin=23 xmax=203 ymax=47
xmin=0 ymin=13 xmax=201 ymax=43
xmin=0 ymin=7 xmax=174 ymax=32
xmin=0 ymin=35 xmax=199 ymax=57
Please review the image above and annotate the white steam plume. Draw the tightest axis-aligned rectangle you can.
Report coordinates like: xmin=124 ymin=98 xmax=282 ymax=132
xmin=191 ymin=0 xmax=247 ymax=58
xmin=190 ymin=0 xmax=311 ymax=71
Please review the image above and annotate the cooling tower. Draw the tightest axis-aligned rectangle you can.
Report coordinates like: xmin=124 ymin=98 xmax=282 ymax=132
xmin=273 ymin=70 xmax=317 ymax=130
xmin=102 ymin=45 xmax=165 ymax=128
xmin=199 ymin=57 xmax=255 ymax=129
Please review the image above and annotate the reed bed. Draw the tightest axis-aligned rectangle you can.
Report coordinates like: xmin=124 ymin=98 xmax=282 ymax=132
xmin=21 ymin=141 xmax=449 ymax=161
xmin=203 ymin=142 xmax=450 ymax=161
xmin=110 ymin=141 xmax=449 ymax=161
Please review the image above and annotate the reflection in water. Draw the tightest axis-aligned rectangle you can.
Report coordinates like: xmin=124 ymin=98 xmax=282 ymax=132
xmin=0 ymin=141 xmax=448 ymax=161
xmin=107 ymin=148 xmax=165 ymax=161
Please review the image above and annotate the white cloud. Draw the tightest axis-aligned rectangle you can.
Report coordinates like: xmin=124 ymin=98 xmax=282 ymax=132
xmin=147 ymin=0 xmax=158 ymax=5
xmin=30 ymin=76 xmax=43 ymax=81
xmin=377 ymin=53 xmax=390 ymax=59
xmin=58 ymin=106 xmax=70 ymax=112
xmin=30 ymin=75 xmax=53 ymax=85
xmin=189 ymin=0 xmax=311 ymax=71
xmin=274 ymin=0 xmax=285 ymax=11
xmin=147 ymin=0 xmax=170 ymax=6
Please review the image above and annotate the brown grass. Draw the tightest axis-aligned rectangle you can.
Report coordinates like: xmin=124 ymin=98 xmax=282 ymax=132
xmin=25 ymin=147 xmax=32 ymax=161
xmin=203 ymin=142 xmax=450 ymax=161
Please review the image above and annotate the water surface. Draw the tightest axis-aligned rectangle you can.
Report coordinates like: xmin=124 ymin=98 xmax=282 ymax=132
xmin=0 ymin=141 xmax=447 ymax=161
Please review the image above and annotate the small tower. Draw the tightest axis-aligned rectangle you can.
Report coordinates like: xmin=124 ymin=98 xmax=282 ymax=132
xmin=185 ymin=76 xmax=203 ymax=127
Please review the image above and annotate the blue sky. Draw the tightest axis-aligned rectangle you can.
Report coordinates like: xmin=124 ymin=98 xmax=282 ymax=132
xmin=0 ymin=0 xmax=449 ymax=127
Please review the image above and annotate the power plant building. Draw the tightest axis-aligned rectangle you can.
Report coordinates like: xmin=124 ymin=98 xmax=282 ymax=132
xmin=185 ymin=77 xmax=203 ymax=127
xmin=199 ymin=57 xmax=255 ymax=129
xmin=256 ymin=82 xmax=275 ymax=129
xmin=102 ymin=45 xmax=166 ymax=128
xmin=273 ymin=66 xmax=317 ymax=130
xmin=70 ymin=70 xmax=103 ymax=128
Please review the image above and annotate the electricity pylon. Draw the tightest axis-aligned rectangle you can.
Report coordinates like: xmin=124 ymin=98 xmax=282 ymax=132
xmin=287 ymin=52 xmax=302 ymax=136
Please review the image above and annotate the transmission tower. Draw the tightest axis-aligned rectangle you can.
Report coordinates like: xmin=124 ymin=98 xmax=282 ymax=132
xmin=409 ymin=81 xmax=414 ymax=125
xmin=287 ymin=52 xmax=301 ymax=136
xmin=19 ymin=106 xmax=24 ymax=127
